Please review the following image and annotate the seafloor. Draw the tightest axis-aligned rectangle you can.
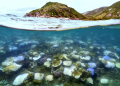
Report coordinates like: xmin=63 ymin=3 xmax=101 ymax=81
xmin=0 ymin=25 xmax=120 ymax=86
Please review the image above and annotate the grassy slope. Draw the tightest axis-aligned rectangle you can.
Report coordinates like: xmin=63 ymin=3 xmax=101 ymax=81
xmin=83 ymin=7 xmax=107 ymax=17
xmin=93 ymin=1 xmax=120 ymax=20
xmin=24 ymin=2 xmax=86 ymax=20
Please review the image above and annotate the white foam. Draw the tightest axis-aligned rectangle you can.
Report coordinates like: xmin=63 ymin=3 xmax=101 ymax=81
xmin=0 ymin=15 xmax=120 ymax=30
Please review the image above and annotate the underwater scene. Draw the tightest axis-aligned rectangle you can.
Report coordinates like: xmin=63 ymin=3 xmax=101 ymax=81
xmin=0 ymin=25 xmax=120 ymax=86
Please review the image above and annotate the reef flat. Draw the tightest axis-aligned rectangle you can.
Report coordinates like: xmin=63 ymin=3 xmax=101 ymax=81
xmin=0 ymin=25 xmax=120 ymax=86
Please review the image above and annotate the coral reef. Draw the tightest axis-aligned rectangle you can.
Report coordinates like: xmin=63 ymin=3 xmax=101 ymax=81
xmin=52 ymin=59 xmax=62 ymax=67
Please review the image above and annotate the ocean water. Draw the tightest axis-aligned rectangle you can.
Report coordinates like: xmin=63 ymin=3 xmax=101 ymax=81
xmin=0 ymin=24 xmax=120 ymax=86
xmin=1 ymin=14 xmax=120 ymax=30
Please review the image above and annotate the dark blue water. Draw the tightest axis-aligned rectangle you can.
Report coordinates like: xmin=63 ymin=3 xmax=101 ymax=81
xmin=0 ymin=25 xmax=120 ymax=86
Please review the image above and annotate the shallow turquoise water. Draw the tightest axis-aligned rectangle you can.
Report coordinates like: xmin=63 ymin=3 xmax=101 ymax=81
xmin=0 ymin=25 xmax=120 ymax=86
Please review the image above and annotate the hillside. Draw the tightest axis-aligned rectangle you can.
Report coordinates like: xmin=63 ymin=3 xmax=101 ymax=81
xmin=93 ymin=1 xmax=120 ymax=20
xmin=83 ymin=7 xmax=107 ymax=17
xmin=24 ymin=2 xmax=86 ymax=20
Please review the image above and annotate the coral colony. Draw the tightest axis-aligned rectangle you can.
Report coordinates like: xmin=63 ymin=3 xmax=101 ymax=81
xmin=0 ymin=25 xmax=120 ymax=86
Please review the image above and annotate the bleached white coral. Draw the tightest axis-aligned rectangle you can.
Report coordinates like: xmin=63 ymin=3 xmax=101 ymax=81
xmin=2 ymin=63 xmax=22 ymax=72
xmin=80 ymin=56 xmax=91 ymax=60
xmin=44 ymin=61 xmax=50 ymax=67
xmin=81 ymin=51 xmax=89 ymax=55
xmin=72 ymin=54 xmax=79 ymax=59
xmin=33 ymin=54 xmax=41 ymax=61
xmin=2 ymin=57 xmax=14 ymax=67
xmin=100 ymin=78 xmax=109 ymax=84
xmin=34 ymin=73 xmax=44 ymax=80
xmin=63 ymin=65 xmax=76 ymax=76
xmin=103 ymin=50 xmax=111 ymax=56
xmin=105 ymin=61 xmax=115 ymax=68
xmin=76 ymin=61 xmax=86 ymax=67
xmin=45 ymin=75 xmax=53 ymax=81
xmin=88 ymin=62 xmax=96 ymax=68
xmin=114 ymin=53 xmax=119 ymax=59
xmin=63 ymin=61 xmax=72 ymax=66
xmin=115 ymin=63 xmax=120 ymax=68
xmin=86 ymin=77 xmax=93 ymax=84
xmin=13 ymin=73 xmax=28 ymax=85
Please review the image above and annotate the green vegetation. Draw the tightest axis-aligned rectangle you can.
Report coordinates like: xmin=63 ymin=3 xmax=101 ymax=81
xmin=24 ymin=1 xmax=120 ymax=20
xmin=82 ymin=1 xmax=120 ymax=20
xmin=93 ymin=1 xmax=120 ymax=20
xmin=83 ymin=7 xmax=107 ymax=17
xmin=24 ymin=2 xmax=86 ymax=20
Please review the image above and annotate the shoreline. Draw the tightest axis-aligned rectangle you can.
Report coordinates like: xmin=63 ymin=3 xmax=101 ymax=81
xmin=24 ymin=16 xmax=73 ymax=20
xmin=39 ymin=16 xmax=70 ymax=20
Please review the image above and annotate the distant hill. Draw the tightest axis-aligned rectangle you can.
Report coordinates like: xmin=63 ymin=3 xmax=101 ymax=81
xmin=24 ymin=2 xmax=86 ymax=20
xmin=83 ymin=7 xmax=108 ymax=17
xmin=93 ymin=1 xmax=120 ymax=20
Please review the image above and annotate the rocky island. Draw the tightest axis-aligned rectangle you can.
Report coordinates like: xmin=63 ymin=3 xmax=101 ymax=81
xmin=24 ymin=1 xmax=120 ymax=20
xmin=24 ymin=2 xmax=86 ymax=20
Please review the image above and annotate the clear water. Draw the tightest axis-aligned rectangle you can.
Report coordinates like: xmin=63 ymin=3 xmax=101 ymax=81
xmin=0 ymin=25 xmax=120 ymax=86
